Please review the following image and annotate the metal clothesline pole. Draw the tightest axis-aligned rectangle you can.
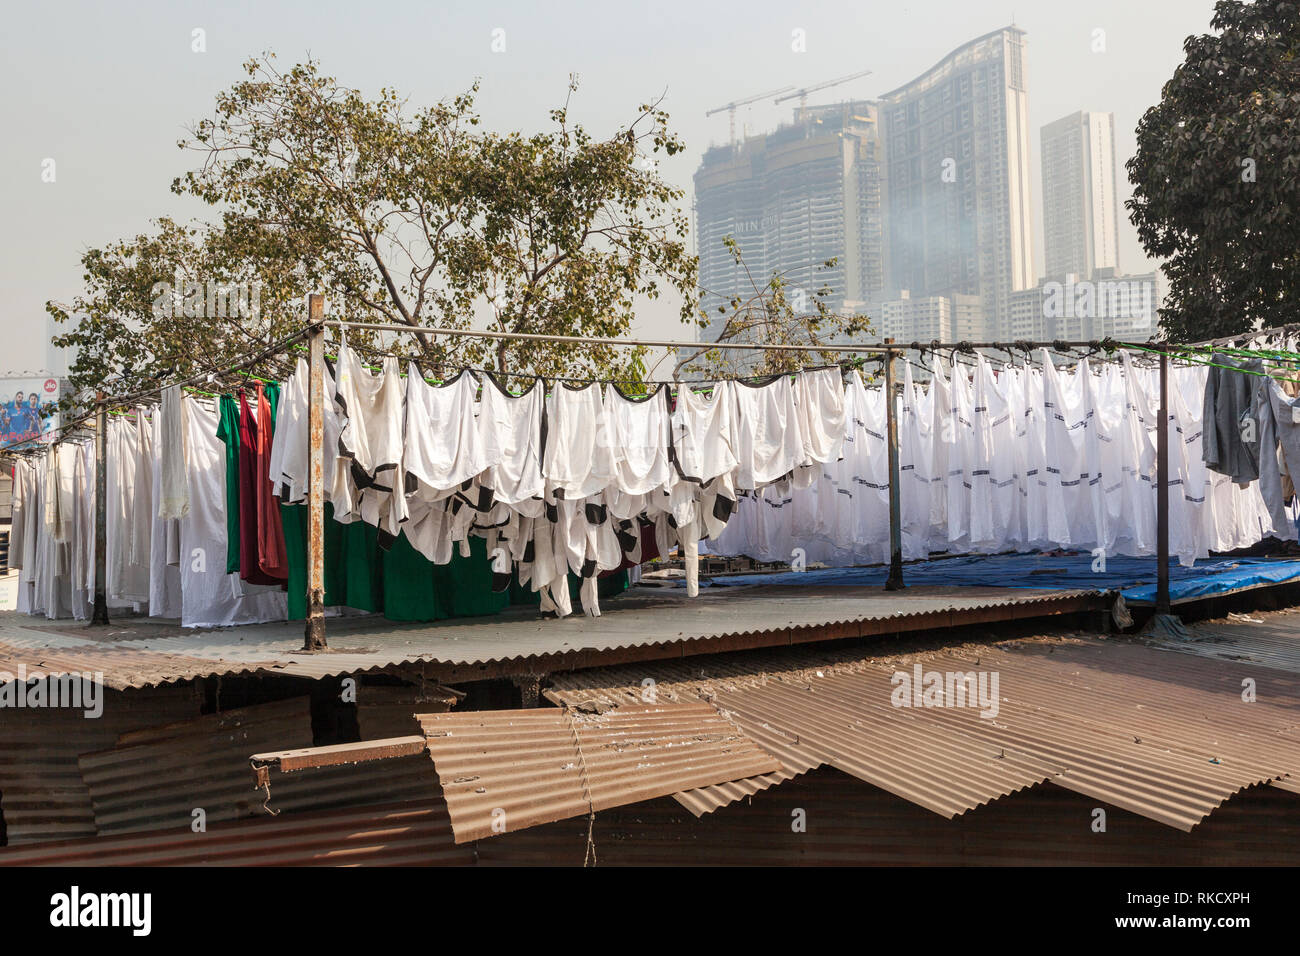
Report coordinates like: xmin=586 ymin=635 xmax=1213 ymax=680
xmin=883 ymin=339 xmax=905 ymax=591
xmin=90 ymin=392 xmax=109 ymax=626
xmin=1156 ymin=345 xmax=1171 ymax=615
xmin=304 ymin=297 xmax=328 ymax=651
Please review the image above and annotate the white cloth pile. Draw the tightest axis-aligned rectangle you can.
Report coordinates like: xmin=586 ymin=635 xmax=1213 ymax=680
xmin=708 ymin=352 xmax=1288 ymax=569
xmin=267 ymin=344 xmax=847 ymax=616
xmin=11 ymin=399 xmax=286 ymax=627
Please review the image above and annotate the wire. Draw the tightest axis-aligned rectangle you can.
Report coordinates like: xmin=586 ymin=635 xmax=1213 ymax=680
xmin=0 ymin=325 xmax=314 ymax=458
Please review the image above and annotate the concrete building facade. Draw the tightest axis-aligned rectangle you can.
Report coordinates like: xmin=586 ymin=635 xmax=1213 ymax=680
xmin=878 ymin=26 xmax=1035 ymax=340
xmin=694 ymin=101 xmax=886 ymax=340
xmin=1040 ymin=110 xmax=1121 ymax=281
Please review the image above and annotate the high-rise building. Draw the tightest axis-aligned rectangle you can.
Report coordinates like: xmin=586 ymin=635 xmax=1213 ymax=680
xmin=879 ymin=26 xmax=1035 ymax=340
xmin=872 ymin=291 xmax=983 ymax=344
xmin=1041 ymin=111 xmax=1120 ymax=281
xmin=694 ymin=101 xmax=885 ymax=340
xmin=1007 ymin=268 xmax=1161 ymax=341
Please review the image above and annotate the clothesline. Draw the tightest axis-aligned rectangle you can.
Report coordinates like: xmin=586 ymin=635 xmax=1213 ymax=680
xmin=8 ymin=315 xmax=1298 ymax=464
xmin=1125 ymin=341 xmax=1300 ymax=387
xmin=0 ymin=326 xmax=316 ymax=458
xmin=303 ymin=331 xmax=1143 ymax=396
xmin=328 ymin=318 xmax=1179 ymax=358
xmin=11 ymin=306 xmax=1296 ymax=636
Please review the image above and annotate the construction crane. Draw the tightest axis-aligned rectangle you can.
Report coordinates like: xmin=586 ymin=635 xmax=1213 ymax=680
xmin=707 ymin=85 xmax=795 ymax=145
xmin=775 ymin=69 xmax=874 ymax=122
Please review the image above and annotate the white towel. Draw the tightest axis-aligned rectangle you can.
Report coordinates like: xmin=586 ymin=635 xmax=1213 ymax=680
xmin=158 ymin=385 xmax=190 ymax=519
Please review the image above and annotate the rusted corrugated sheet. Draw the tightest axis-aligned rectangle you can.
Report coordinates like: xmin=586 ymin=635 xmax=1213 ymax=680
xmin=0 ymin=685 xmax=199 ymax=844
xmin=418 ymin=702 xmax=782 ymax=843
xmin=356 ymin=684 xmax=457 ymax=738
xmin=79 ymin=696 xmax=317 ymax=833
xmin=0 ymin=798 xmax=472 ymax=866
xmin=0 ymin=584 xmax=1105 ymax=689
xmin=1142 ymin=610 xmax=1300 ymax=673
xmin=5 ymin=767 xmax=1299 ymax=867
xmin=0 ymin=639 xmax=254 ymax=691
xmin=547 ymin=636 xmax=1300 ymax=830
xmin=78 ymin=685 xmax=452 ymax=836
xmin=475 ymin=768 xmax=1300 ymax=867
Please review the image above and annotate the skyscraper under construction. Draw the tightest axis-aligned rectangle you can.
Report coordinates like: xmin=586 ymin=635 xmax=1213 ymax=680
xmin=694 ymin=26 xmax=1037 ymax=343
xmin=694 ymin=101 xmax=886 ymax=339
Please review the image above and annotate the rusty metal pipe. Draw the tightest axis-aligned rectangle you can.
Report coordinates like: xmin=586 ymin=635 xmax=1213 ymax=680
xmin=90 ymin=393 xmax=109 ymax=625
xmin=884 ymin=340 xmax=905 ymax=591
xmin=303 ymin=296 xmax=327 ymax=650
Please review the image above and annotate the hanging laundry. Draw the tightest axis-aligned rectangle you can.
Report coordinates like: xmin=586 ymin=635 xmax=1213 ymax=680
xmin=334 ymin=342 xmax=408 ymax=539
xmin=1202 ymin=352 xmax=1263 ymax=484
xmin=215 ymin=395 xmax=244 ymax=575
xmin=182 ymin=398 xmax=287 ymax=627
xmin=731 ymin=374 xmax=806 ymax=490
xmin=22 ymin=336 xmax=1299 ymax=629
xmin=235 ymin=388 xmax=287 ymax=586
xmin=158 ymin=384 xmax=189 ymax=519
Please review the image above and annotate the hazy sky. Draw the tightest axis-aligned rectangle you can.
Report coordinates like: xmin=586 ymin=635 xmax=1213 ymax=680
xmin=1 ymin=0 xmax=1220 ymax=373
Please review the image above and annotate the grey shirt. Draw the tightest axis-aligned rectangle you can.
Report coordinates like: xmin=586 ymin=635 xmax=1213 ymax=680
xmin=1202 ymin=352 xmax=1262 ymax=483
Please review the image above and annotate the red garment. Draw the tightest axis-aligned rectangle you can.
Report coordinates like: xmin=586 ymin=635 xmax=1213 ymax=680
xmin=606 ymin=519 xmax=660 ymax=576
xmin=254 ymin=386 xmax=289 ymax=581
xmin=236 ymin=389 xmax=287 ymax=585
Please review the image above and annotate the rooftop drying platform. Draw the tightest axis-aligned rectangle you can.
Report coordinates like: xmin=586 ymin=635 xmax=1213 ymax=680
xmin=0 ymin=582 xmax=1105 ymax=688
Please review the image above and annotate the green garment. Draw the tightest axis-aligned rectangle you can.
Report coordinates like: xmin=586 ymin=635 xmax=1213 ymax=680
xmin=507 ymin=569 xmax=629 ymax=607
xmin=215 ymin=384 xmax=282 ymax=577
xmin=214 ymin=396 xmax=242 ymax=575
xmin=343 ymin=520 xmax=385 ymax=613
xmin=268 ymin=375 xmax=509 ymax=624
xmin=281 ymin=502 xmax=348 ymax=617
xmin=282 ymin=504 xmax=509 ymax=623
xmin=382 ymin=533 xmax=509 ymax=623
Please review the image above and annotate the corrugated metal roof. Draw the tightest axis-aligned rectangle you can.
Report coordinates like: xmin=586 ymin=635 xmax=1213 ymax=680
xmin=1140 ymin=608 xmax=1300 ymax=673
xmin=0 ymin=685 xmax=199 ymax=844
xmin=79 ymin=696 xmax=316 ymax=833
xmin=0 ymin=584 xmax=1104 ymax=688
xmin=417 ymin=701 xmax=782 ymax=843
xmin=0 ymin=639 xmax=258 ymax=691
xmin=77 ymin=686 xmax=452 ymax=836
xmin=0 ymin=799 xmax=473 ymax=866
xmin=546 ymin=635 xmax=1300 ymax=830
xmin=6 ymin=767 xmax=1300 ymax=867
xmin=475 ymin=768 xmax=1300 ymax=867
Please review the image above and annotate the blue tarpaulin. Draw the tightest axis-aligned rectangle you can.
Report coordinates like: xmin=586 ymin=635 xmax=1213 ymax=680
xmin=689 ymin=552 xmax=1300 ymax=605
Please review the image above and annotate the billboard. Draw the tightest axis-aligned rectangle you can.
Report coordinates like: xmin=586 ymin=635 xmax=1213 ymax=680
xmin=0 ymin=377 xmax=59 ymax=446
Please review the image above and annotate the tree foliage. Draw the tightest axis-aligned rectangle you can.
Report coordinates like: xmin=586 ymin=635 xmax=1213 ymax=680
xmin=46 ymin=217 xmax=304 ymax=406
xmin=1127 ymin=0 xmax=1300 ymax=342
xmin=50 ymin=55 xmax=697 ymax=393
xmin=669 ymin=236 xmax=873 ymax=379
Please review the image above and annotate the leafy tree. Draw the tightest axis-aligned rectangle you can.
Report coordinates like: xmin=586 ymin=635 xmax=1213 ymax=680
xmin=50 ymin=55 xmax=697 ymax=393
xmin=668 ymin=236 xmax=873 ymax=379
xmin=47 ymin=217 xmax=303 ymax=407
xmin=1127 ymin=0 xmax=1300 ymax=341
